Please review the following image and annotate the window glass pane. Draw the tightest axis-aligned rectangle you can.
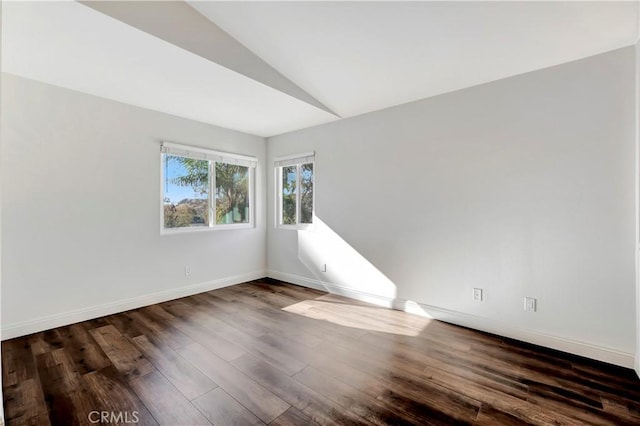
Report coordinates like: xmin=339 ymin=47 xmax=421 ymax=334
xmin=282 ymin=165 xmax=297 ymax=225
xmin=300 ymin=163 xmax=313 ymax=224
xmin=216 ymin=163 xmax=250 ymax=224
xmin=163 ymin=154 xmax=209 ymax=229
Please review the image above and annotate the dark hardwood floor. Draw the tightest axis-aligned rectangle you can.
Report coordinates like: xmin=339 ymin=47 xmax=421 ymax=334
xmin=3 ymin=279 xmax=640 ymax=425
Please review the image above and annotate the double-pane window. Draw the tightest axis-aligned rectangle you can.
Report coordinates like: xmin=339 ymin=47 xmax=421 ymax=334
xmin=161 ymin=142 xmax=256 ymax=233
xmin=276 ymin=152 xmax=314 ymax=229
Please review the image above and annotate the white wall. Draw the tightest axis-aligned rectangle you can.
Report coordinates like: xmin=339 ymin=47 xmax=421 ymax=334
xmin=1 ymin=74 xmax=266 ymax=338
xmin=267 ymin=47 xmax=637 ymax=367
xmin=636 ymin=39 xmax=640 ymax=376
xmin=0 ymin=3 xmax=5 ymax=424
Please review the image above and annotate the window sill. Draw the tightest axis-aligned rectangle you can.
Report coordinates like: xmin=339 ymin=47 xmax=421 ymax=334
xmin=276 ymin=224 xmax=315 ymax=232
xmin=161 ymin=223 xmax=255 ymax=235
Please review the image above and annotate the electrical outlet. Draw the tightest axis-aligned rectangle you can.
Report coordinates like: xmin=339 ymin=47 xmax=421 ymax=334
xmin=473 ymin=288 xmax=483 ymax=301
xmin=321 ymin=263 xmax=327 ymax=272
xmin=524 ymin=297 xmax=536 ymax=312
xmin=185 ymin=265 xmax=191 ymax=276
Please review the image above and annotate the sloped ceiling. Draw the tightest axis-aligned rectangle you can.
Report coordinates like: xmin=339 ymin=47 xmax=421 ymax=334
xmin=1 ymin=1 xmax=337 ymax=137
xmin=2 ymin=1 xmax=638 ymax=137
xmin=191 ymin=1 xmax=639 ymax=118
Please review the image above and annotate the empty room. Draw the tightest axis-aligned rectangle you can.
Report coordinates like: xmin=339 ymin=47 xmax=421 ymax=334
xmin=1 ymin=1 xmax=640 ymax=425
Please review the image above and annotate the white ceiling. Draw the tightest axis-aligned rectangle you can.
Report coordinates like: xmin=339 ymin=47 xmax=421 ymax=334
xmin=191 ymin=1 xmax=639 ymax=119
xmin=1 ymin=1 xmax=337 ymax=137
xmin=2 ymin=1 xmax=639 ymax=137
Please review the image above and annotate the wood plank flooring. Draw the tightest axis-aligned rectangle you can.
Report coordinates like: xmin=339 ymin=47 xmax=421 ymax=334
xmin=3 ymin=278 xmax=640 ymax=425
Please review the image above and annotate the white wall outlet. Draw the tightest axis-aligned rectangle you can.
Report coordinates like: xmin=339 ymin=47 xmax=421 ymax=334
xmin=321 ymin=263 xmax=327 ymax=272
xmin=473 ymin=288 xmax=483 ymax=301
xmin=185 ymin=265 xmax=191 ymax=276
xmin=524 ymin=297 xmax=536 ymax=312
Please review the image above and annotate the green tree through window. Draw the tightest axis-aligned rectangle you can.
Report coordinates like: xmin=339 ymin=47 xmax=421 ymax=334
xmin=300 ymin=163 xmax=313 ymax=224
xmin=278 ymin=159 xmax=313 ymax=227
xmin=163 ymin=155 xmax=209 ymax=229
xmin=215 ymin=163 xmax=249 ymax=224
xmin=282 ymin=166 xmax=297 ymax=224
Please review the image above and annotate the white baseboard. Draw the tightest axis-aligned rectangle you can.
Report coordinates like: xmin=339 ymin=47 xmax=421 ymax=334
xmin=1 ymin=270 xmax=266 ymax=340
xmin=266 ymin=269 xmax=635 ymax=369
xmin=266 ymin=270 xmax=327 ymax=292
xmin=413 ymin=302 xmax=634 ymax=369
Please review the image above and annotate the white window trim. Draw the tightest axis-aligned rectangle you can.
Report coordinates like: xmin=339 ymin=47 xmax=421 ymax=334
xmin=160 ymin=141 xmax=257 ymax=234
xmin=161 ymin=141 xmax=257 ymax=167
xmin=274 ymin=152 xmax=315 ymax=231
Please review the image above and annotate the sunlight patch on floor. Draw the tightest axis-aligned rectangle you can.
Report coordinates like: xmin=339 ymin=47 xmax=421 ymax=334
xmin=282 ymin=294 xmax=432 ymax=337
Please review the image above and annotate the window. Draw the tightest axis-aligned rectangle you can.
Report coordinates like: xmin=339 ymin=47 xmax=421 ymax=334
xmin=275 ymin=152 xmax=314 ymax=229
xmin=161 ymin=142 xmax=256 ymax=233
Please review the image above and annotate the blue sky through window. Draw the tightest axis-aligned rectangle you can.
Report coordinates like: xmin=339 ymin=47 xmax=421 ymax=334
xmin=163 ymin=155 xmax=208 ymax=204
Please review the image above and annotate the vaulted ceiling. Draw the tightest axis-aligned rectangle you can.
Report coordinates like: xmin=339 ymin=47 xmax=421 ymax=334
xmin=2 ymin=1 xmax=638 ymax=137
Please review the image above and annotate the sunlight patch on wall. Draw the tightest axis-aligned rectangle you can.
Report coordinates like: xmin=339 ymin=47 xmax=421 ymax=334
xmin=297 ymin=216 xmax=397 ymax=299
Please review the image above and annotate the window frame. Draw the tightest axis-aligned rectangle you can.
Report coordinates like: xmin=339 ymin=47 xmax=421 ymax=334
xmin=275 ymin=152 xmax=315 ymax=231
xmin=160 ymin=142 xmax=256 ymax=235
